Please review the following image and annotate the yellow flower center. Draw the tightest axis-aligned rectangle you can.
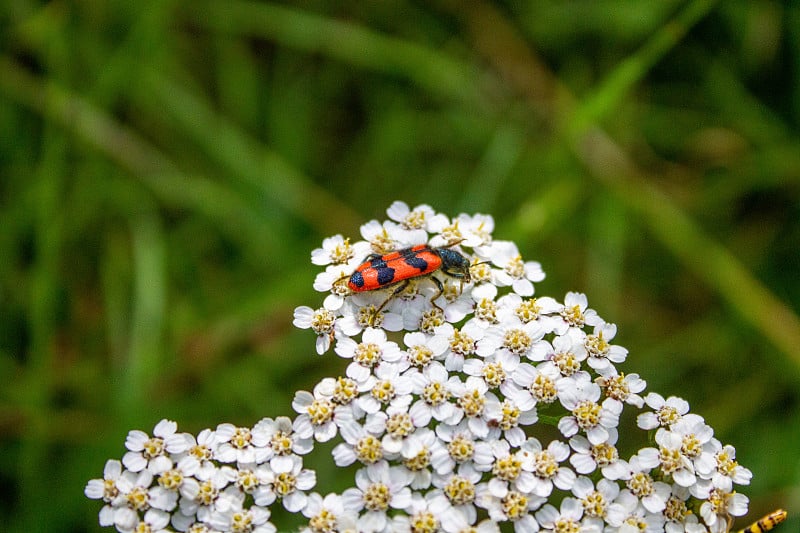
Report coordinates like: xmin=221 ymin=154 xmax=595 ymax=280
xmin=502 ymin=490 xmax=529 ymax=520
xmin=307 ymin=398 xmax=335 ymax=426
xmin=142 ymin=437 xmax=165 ymax=459
xmin=354 ymin=342 xmax=382 ymax=367
xmin=627 ymin=472 xmax=654 ymax=498
xmin=385 ymin=413 xmax=413 ymax=439
xmin=503 ymin=328 xmax=533 ymax=355
xmin=573 ymin=400 xmax=602 ymax=429
xmin=236 ymin=469 xmax=259 ymax=493
xmin=410 ymin=511 xmax=438 ymax=533
xmin=449 ymin=328 xmax=475 ymax=357
xmin=515 ymin=298 xmax=541 ymax=322
xmin=354 ymin=435 xmax=383 ymax=464
xmin=458 ymin=389 xmax=486 ymax=418
xmin=370 ymin=379 xmax=396 ymax=404
xmin=330 ymin=238 xmax=354 ymax=264
xmin=448 ymin=435 xmax=475 ymax=463
xmin=363 ymin=482 xmax=391 ymax=511
xmin=482 ymin=362 xmax=506 ymax=387
xmin=422 ymin=381 xmax=449 ymax=406
xmin=274 ymin=472 xmax=297 ymax=497
xmin=332 ymin=377 xmax=358 ymax=405
xmin=157 ymin=468 xmax=184 ymax=491
xmin=444 ymin=475 xmax=475 ymax=505
xmin=310 ymin=309 xmax=335 ymax=335
xmin=560 ymin=304 xmax=585 ymax=327
xmin=230 ymin=427 xmax=252 ymax=449
xmin=493 ymin=454 xmax=523 ymax=481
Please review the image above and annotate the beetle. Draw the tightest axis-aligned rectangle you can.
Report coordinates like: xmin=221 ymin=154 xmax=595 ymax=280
xmin=345 ymin=244 xmax=472 ymax=314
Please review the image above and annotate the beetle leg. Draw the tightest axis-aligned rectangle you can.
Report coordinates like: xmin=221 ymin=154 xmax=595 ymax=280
xmin=373 ymin=279 xmax=410 ymax=318
xmin=429 ymin=276 xmax=444 ymax=312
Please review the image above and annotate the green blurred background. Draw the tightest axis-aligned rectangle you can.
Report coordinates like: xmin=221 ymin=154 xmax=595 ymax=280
xmin=1 ymin=0 xmax=799 ymax=531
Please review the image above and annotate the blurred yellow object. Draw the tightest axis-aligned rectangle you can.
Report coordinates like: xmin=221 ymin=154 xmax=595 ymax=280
xmin=736 ymin=509 xmax=788 ymax=533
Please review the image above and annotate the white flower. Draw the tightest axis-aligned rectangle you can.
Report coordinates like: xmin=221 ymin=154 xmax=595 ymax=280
xmin=115 ymin=508 xmax=171 ymax=533
xmin=520 ymin=438 xmax=576 ymax=497
xmin=293 ymin=306 xmax=337 ymax=354
xmin=554 ymin=291 xmax=602 ymax=332
xmin=708 ymin=443 xmax=752 ymax=491
xmin=479 ymin=316 xmax=549 ymax=365
xmin=699 ymin=487 xmax=748 ymax=533
xmin=85 ymin=460 xmax=126 ymax=527
xmin=431 ymin=419 xmax=494 ymax=476
xmin=403 ymin=331 xmax=449 ymax=368
xmin=606 ymin=489 xmax=666 ymax=532
xmin=481 ymin=440 xmax=537 ymax=498
xmin=209 ymin=504 xmax=275 ymax=533
xmin=596 ymin=371 xmax=646 ymax=408
xmin=570 ymin=476 xmax=620 ymax=531
xmin=495 ymin=293 xmax=562 ymax=332
xmin=568 ymin=429 xmax=629 ymax=480
xmin=448 ymin=376 xmax=493 ymax=438
xmin=671 ymin=414 xmax=717 ymax=477
xmin=87 ymin=203 xmax=761 ymax=533
xmin=618 ymin=454 xmax=673 ymax=514
xmin=428 ymin=463 xmax=488 ymax=532
xmin=110 ymin=469 xmax=156 ymax=529
xmin=252 ymin=454 xmax=316 ymax=512
xmin=341 ymin=461 xmax=414 ymax=532
xmin=214 ymin=422 xmax=271 ymax=465
xmin=646 ymin=428 xmax=697 ymax=487
xmin=335 ymin=327 xmax=403 ymax=382
xmin=407 ymin=361 xmax=459 ymax=427
xmin=484 ymin=240 xmax=544 ymax=296
xmin=482 ymin=488 xmax=545 ymax=531
xmin=662 ymin=485 xmax=705 ymax=533
xmin=175 ymin=464 xmax=238 ymax=525
xmin=355 ymin=362 xmax=413 ymax=415
xmin=311 ymin=234 xmax=370 ymax=267
xmin=394 ymin=427 xmax=441 ymax=490
xmin=463 ymin=355 xmax=517 ymax=401
xmin=557 ymin=375 xmax=622 ymax=445
xmin=387 ymin=201 xmax=449 ymax=235
xmin=432 ymin=321 xmax=486 ymax=372
xmin=505 ymin=361 xmax=561 ymax=410
xmin=454 ymin=212 xmax=495 ymax=248
xmin=360 ymin=218 xmax=420 ymax=252
xmin=292 ymin=386 xmax=354 ymax=443
xmin=336 ymin=294 xmax=406 ymax=336
xmin=637 ymin=393 xmax=690 ymax=430
xmin=549 ymin=328 xmax=589 ymax=377
xmin=584 ymin=322 xmax=628 ymax=373
xmin=483 ymin=396 xmax=537 ymax=446
xmin=252 ymin=416 xmax=314 ymax=472
xmin=332 ymin=419 xmax=386 ymax=467
xmin=122 ymin=419 xmax=188 ymax=474
xmin=300 ymin=492 xmax=358 ymax=533
xmin=535 ymin=497 xmax=584 ymax=533
xmin=181 ymin=428 xmax=220 ymax=481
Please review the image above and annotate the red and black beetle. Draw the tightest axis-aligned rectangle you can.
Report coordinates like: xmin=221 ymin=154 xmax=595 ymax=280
xmin=346 ymin=244 xmax=471 ymax=313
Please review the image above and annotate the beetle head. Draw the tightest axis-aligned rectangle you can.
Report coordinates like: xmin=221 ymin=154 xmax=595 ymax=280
xmin=436 ymin=248 xmax=471 ymax=283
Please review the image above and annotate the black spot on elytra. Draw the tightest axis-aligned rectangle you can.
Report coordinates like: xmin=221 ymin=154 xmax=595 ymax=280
xmin=404 ymin=255 xmax=428 ymax=271
xmin=369 ymin=257 xmax=388 ymax=268
xmin=377 ymin=267 xmax=395 ymax=285
xmin=350 ymin=271 xmax=365 ymax=288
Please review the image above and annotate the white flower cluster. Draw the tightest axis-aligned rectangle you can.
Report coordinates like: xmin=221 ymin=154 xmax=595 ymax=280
xmin=87 ymin=202 xmax=754 ymax=533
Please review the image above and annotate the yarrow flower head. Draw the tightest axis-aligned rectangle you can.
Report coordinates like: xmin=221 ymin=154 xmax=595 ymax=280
xmin=87 ymin=202 xmax=774 ymax=533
